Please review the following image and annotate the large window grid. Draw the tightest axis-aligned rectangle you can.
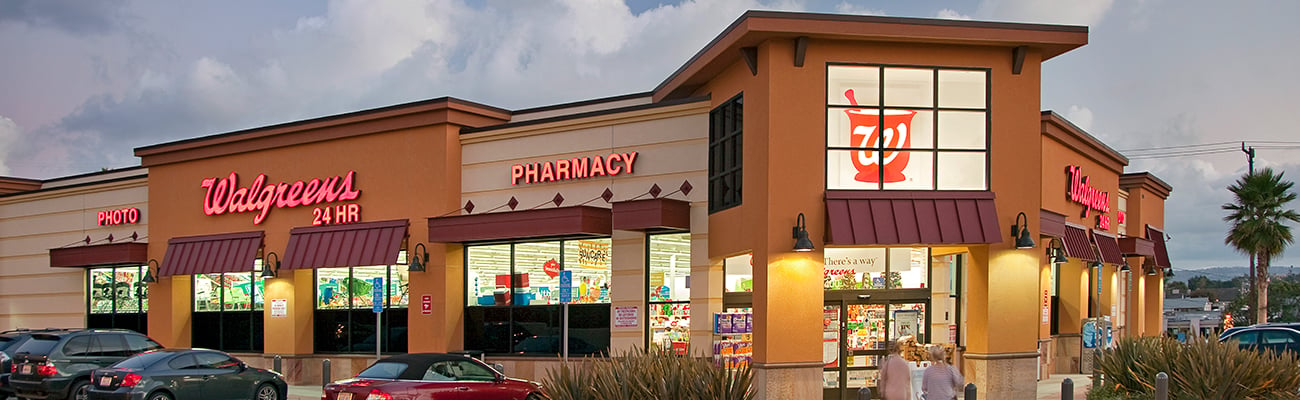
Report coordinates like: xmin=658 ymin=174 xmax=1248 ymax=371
xmin=313 ymin=252 xmax=410 ymax=354
xmin=191 ymin=259 xmax=265 ymax=352
xmin=646 ymin=233 xmax=691 ymax=352
xmin=825 ymin=64 xmax=991 ymax=191
xmin=709 ymin=93 xmax=743 ymax=213
xmin=87 ymin=265 xmax=149 ymax=334
xmin=464 ymin=239 xmax=611 ymax=356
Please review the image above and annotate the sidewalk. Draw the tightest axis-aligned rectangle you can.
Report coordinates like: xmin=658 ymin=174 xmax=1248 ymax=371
xmin=292 ymin=374 xmax=1095 ymax=400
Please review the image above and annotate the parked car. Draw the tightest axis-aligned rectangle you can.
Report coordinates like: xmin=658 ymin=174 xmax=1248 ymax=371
xmin=87 ymin=348 xmax=286 ymax=400
xmin=9 ymin=329 xmax=162 ymax=400
xmin=1218 ymin=322 xmax=1300 ymax=341
xmin=322 ymin=353 xmax=547 ymax=400
xmin=1219 ymin=325 xmax=1300 ymax=358
xmin=2 ymin=328 xmax=74 ymax=399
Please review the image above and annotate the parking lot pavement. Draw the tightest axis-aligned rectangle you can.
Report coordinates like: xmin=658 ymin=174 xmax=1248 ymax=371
xmin=289 ymin=385 xmax=323 ymax=400
xmin=1037 ymin=374 xmax=1093 ymax=399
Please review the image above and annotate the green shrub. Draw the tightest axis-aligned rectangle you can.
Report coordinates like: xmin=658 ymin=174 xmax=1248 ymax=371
xmin=542 ymin=347 xmax=754 ymax=400
xmin=1091 ymin=337 xmax=1300 ymax=400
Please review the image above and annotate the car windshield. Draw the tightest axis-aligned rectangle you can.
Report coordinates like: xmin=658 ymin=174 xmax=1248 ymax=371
xmin=0 ymin=336 xmax=15 ymax=351
xmin=13 ymin=337 xmax=59 ymax=356
xmin=113 ymin=351 xmax=174 ymax=370
xmin=356 ymin=362 xmax=408 ymax=379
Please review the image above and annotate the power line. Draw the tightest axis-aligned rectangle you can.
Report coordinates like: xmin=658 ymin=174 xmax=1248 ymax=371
xmin=1119 ymin=141 xmax=1239 ymax=153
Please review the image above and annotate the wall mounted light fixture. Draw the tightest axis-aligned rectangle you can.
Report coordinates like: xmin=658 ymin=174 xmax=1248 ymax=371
xmin=142 ymin=259 xmax=158 ymax=283
xmin=1119 ymin=262 xmax=1131 ymax=272
xmin=1011 ymin=212 xmax=1035 ymax=249
xmin=409 ymin=242 xmax=429 ymax=272
xmin=262 ymin=252 xmax=280 ymax=279
xmin=792 ymin=213 xmax=814 ymax=252
xmin=1164 ymin=267 xmax=1174 ymax=278
xmin=1047 ymin=238 xmax=1068 ymax=263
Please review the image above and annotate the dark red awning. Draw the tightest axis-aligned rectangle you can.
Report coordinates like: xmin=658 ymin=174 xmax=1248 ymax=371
xmin=612 ymin=198 xmax=690 ymax=231
xmin=1061 ymin=224 xmax=1098 ymax=262
xmin=49 ymin=242 xmax=148 ymax=268
xmin=428 ymin=206 xmax=613 ymax=243
xmin=825 ymin=191 xmax=1002 ymax=245
xmin=1146 ymin=225 xmax=1171 ymax=267
xmin=159 ymin=231 xmax=264 ymax=277
xmin=282 ymin=219 xmax=409 ymax=270
xmin=1118 ymin=237 xmax=1155 ymax=257
xmin=1092 ymin=230 xmax=1125 ymax=265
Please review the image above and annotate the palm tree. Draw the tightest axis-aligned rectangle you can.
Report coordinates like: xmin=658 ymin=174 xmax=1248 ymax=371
xmin=1223 ymin=168 xmax=1300 ymax=323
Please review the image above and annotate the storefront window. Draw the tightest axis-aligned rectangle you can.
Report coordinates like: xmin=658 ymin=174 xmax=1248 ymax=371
xmin=648 ymin=233 xmax=691 ymax=352
xmin=724 ymin=253 xmax=753 ymax=292
xmin=826 ymin=64 xmax=989 ymax=191
xmin=464 ymin=239 xmax=611 ymax=356
xmin=192 ymin=265 xmax=264 ymax=352
xmin=313 ymin=252 xmax=409 ymax=354
xmin=823 ymin=248 xmax=886 ymax=290
xmin=87 ymin=266 xmax=148 ymax=334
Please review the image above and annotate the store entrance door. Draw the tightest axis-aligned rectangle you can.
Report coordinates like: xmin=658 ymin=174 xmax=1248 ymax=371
xmin=822 ymin=291 xmax=929 ymax=400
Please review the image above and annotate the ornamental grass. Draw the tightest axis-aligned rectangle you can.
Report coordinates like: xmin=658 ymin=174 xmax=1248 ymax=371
xmin=542 ymin=347 xmax=754 ymax=400
xmin=1090 ymin=337 xmax=1300 ymax=400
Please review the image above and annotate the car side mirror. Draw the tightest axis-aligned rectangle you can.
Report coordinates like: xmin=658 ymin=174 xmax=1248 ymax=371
xmin=492 ymin=363 xmax=505 ymax=374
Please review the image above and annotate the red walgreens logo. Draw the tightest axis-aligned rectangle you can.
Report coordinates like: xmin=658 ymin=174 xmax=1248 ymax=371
xmin=843 ymin=89 xmax=916 ymax=183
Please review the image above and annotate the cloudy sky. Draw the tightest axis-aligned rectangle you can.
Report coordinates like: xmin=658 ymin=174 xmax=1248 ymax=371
xmin=2 ymin=0 xmax=1298 ymax=271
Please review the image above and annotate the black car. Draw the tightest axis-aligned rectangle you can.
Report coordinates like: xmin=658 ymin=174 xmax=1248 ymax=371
xmin=87 ymin=349 xmax=286 ymax=400
xmin=1218 ymin=322 xmax=1300 ymax=341
xmin=2 ymin=329 xmax=74 ymax=399
xmin=1219 ymin=325 xmax=1300 ymax=358
xmin=9 ymin=329 xmax=162 ymax=400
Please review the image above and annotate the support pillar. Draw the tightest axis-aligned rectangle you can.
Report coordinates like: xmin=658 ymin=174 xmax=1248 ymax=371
xmin=609 ymin=230 xmax=646 ymax=353
xmin=964 ymin=246 xmax=1041 ymax=399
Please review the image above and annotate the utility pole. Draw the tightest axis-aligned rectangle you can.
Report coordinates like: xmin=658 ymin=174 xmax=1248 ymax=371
xmin=1241 ymin=142 xmax=1257 ymax=321
xmin=1242 ymin=142 xmax=1256 ymax=174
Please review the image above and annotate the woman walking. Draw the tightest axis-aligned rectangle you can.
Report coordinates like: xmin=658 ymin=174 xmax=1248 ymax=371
xmin=921 ymin=346 xmax=963 ymax=400
xmin=877 ymin=339 xmax=913 ymax=400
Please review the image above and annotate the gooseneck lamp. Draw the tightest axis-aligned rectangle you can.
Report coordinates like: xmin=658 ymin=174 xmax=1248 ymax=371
xmin=1011 ymin=212 xmax=1035 ymax=249
xmin=142 ymin=259 xmax=158 ymax=283
xmin=792 ymin=213 xmax=814 ymax=252
xmin=409 ymin=242 xmax=429 ymax=272
xmin=1047 ymin=238 xmax=1068 ymax=264
xmin=261 ymin=252 xmax=280 ymax=279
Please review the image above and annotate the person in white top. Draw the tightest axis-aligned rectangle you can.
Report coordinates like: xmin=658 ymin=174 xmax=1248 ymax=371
xmin=921 ymin=345 xmax=963 ymax=400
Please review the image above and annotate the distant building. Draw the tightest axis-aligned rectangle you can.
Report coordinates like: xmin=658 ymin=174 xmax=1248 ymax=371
xmin=1164 ymin=297 xmax=1224 ymax=339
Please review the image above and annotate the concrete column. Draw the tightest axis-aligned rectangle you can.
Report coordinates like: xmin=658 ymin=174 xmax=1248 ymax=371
xmin=408 ymin=243 xmax=462 ymax=353
xmin=963 ymin=246 xmax=1042 ymax=399
xmin=147 ymin=275 xmax=192 ymax=348
xmin=688 ymin=202 xmax=718 ymax=356
xmin=1144 ymin=272 xmax=1163 ymax=336
xmin=1052 ymin=259 xmax=1085 ymax=374
xmin=609 ymin=230 xmax=646 ymax=353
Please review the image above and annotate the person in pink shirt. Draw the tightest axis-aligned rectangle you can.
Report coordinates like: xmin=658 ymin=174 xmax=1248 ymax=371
xmin=877 ymin=339 xmax=913 ymax=400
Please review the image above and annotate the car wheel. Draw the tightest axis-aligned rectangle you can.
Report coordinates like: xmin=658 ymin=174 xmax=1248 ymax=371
xmin=146 ymin=391 xmax=173 ymax=400
xmin=255 ymin=383 xmax=279 ymax=400
xmin=68 ymin=380 xmax=90 ymax=400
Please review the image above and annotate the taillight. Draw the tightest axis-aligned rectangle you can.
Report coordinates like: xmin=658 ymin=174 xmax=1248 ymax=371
xmin=9 ymin=364 xmax=15 ymax=373
xmin=365 ymin=389 xmax=393 ymax=400
xmin=36 ymin=362 xmax=57 ymax=376
xmin=120 ymin=373 xmax=143 ymax=387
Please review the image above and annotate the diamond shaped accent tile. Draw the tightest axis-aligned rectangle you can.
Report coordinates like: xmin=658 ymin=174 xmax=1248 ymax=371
xmin=106 ymin=234 xmax=114 ymax=243
xmin=507 ymin=196 xmax=519 ymax=210
xmin=649 ymin=184 xmax=662 ymax=198
xmin=601 ymin=188 xmax=614 ymax=203
xmin=464 ymin=200 xmax=475 ymax=214
xmin=552 ymin=193 xmax=565 ymax=207
xmin=680 ymin=180 xmax=693 ymax=196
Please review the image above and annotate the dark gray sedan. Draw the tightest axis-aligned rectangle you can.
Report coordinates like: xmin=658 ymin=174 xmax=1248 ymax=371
xmin=86 ymin=349 xmax=285 ymax=400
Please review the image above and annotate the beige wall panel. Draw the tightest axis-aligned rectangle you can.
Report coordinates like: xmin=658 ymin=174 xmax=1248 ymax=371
xmin=609 ymin=115 xmax=709 ymax=147
xmin=0 ymin=315 xmax=86 ymax=330
xmin=0 ymin=270 xmax=84 ymax=294
xmin=463 ymin=126 xmax=615 ymax=164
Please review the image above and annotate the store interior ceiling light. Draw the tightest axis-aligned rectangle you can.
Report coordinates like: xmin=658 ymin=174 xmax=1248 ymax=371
xmin=142 ymin=259 xmax=158 ymax=283
xmin=262 ymin=252 xmax=280 ymax=278
xmin=792 ymin=213 xmax=814 ymax=252
xmin=1011 ymin=212 xmax=1035 ymax=249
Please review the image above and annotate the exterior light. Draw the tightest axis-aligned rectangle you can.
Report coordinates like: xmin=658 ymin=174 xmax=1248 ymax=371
xmin=141 ymin=259 xmax=158 ymax=283
xmin=1119 ymin=262 xmax=1130 ymax=272
xmin=1165 ymin=267 xmax=1174 ymax=278
xmin=261 ymin=252 xmax=280 ymax=279
xmin=792 ymin=213 xmax=814 ymax=252
xmin=1047 ymin=238 xmax=1068 ymax=263
xmin=1011 ymin=212 xmax=1035 ymax=249
xmin=409 ymin=242 xmax=429 ymax=272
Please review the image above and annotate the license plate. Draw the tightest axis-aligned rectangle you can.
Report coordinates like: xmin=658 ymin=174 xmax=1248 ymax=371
xmin=20 ymin=365 xmax=31 ymax=374
xmin=338 ymin=392 xmax=353 ymax=400
xmin=100 ymin=376 xmax=113 ymax=387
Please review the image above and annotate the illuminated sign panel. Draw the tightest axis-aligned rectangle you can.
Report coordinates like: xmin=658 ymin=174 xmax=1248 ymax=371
xmin=200 ymin=171 xmax=361 ymax=224
xmin=97 ymin=207 xmax=141 ymax=226
xmin=1066 ymin=165 xmax=1112 ymax=230
xmin=511 ymin=152 xmax=638 ymax=185
xmin=826 ymin=65 xmax=988 ymax=191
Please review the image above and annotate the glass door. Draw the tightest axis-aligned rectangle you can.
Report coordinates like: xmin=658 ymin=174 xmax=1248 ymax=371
xmin=824 ymin=294 xmax=930 ymax=400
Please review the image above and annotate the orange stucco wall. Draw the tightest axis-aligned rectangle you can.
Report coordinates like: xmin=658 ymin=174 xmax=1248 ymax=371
xmin=146 ymin=124 xmax=463 ymax=354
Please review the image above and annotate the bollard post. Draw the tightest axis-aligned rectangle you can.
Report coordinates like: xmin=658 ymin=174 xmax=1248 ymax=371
xmin=322 ymin=359 xmax=331 ymax=388
xmin=964 ymin=383 xmax=976 ymax=400
xmin=1061 ymin=378 xmax=1074 ymax=400
xmin=272 ymin=354 xmax=282 ymax=374
xmin=1155 ymin=372 xmax=1168 ymax=400
xmin=857 ymin=387 xmax=871 ymax=400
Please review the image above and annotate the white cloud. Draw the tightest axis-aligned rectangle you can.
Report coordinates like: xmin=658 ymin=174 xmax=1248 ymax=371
xmin=1064 ymin=105 xmax=1094 ymax=132
xmin=0 ymin=116 xmax=17 ymax=175
xmin=935 ymin=8 xmax=972 ymax=20
xmin=834 ymin=1 xmax=884 ymax=15
xmin=975 ymin=0 xmax=1113 ymax=26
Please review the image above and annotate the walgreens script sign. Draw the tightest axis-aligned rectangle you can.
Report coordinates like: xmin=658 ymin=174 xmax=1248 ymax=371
xmin=200 ymin=171 xmax=360 ymax=224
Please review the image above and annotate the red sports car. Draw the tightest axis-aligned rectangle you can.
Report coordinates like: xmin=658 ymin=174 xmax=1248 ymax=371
xmin=322 ymin=353 xmax=547 ymax=400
